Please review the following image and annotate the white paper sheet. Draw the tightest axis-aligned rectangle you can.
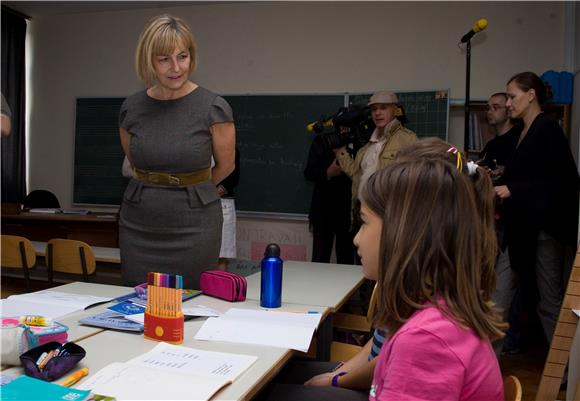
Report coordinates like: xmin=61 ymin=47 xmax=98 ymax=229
xmin=182 ymin=305 xmax=222 ymax=317
xmin=0 ymin=299 xmax=78 ymax=319
xmin=123 ymin=313 xmax=145 ymax=324
xmin=127 ymin=342 xmax=257 ymax=381
xmin=123 ymin=306 xmax=221 ymax=325
xmin=76 ymin=362 xmax=228 ymax=401
xmin=194 ymin=308 xmax=322 ymax=352
xmin=0 ymin=291 xmax=112 ymax=319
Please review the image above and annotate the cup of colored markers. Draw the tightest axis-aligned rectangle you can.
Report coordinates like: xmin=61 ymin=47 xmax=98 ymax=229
xmin=144 ymin=272 xmax=184 ymax=344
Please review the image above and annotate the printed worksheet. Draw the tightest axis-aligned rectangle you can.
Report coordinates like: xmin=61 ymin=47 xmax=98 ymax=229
xmin=127 ymin=342 xmax=257 ymax=381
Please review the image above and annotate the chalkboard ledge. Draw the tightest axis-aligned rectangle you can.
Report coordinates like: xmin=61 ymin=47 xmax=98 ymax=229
xmin=236 ymin=211 xmax=308 ymax=221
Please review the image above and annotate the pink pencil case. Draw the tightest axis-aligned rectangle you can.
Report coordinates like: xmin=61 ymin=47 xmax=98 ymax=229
xmin=200 ymin=270 xmax=247 ymax=302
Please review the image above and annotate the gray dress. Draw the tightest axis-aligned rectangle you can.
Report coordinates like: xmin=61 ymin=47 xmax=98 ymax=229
xmin=119 ymin=87 xmax=233 ymax=289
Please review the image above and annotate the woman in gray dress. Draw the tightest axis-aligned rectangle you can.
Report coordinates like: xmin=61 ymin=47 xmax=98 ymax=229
xmin=119 ymin=14 xmax=235 ymax=289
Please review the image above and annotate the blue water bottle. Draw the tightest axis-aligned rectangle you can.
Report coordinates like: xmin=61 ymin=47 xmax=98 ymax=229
xmin=260 ymin=243 xmax=283 ymax=308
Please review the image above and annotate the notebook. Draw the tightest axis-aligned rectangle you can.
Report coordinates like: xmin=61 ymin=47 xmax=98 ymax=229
xmin=1 ymin=375 xmax=91 ymax=401
xmin=78 ymin=310 xmax=144 ymax=332
xmin=77 ymin=343 xmax=257 ymax=401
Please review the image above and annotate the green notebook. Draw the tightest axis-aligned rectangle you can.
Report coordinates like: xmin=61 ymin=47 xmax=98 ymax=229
xmin=0 ymin=375 xmax=91 ymax=401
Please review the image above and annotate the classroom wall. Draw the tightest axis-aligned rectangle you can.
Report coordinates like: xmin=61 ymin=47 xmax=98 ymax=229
xmin=24 ymin=2 xmax=571 ymax=260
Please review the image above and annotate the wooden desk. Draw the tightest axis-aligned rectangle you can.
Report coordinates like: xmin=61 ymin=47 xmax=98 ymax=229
xmin=2 ymin=285 xmax=330 ymax=401
xmin=32 ymin=241 xmax=120 ymax=264
xmin=245 ymin=260 xmax=365 ymax=312
xmin=1 ymin=282 xmax=132 ymax=349
xmin=1 ymin=212 xmax=119 ymax=247
xmin=245 ymin=261 xmax=365 ymax=360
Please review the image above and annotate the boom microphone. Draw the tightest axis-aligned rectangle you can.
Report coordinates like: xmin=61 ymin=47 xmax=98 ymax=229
xmin=459 ymin=18 xmax=488 ymax=44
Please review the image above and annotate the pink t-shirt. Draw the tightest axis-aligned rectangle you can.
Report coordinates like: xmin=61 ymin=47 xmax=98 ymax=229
xmin=369 ymin=305 xmax=503 ymax=401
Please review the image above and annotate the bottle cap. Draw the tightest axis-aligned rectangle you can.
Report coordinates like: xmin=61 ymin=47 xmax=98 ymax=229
xmin=264 ymin=243 xmax=280 ymax=258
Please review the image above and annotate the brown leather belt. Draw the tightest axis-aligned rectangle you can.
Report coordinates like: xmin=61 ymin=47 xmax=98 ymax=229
xmin=133 ymin=167 xmax=211 ymax=187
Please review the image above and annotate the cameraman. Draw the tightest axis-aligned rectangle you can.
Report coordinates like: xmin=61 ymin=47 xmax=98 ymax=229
xmin=304 ymin=135 xmax=355 ymax=265
xmin=334 ymin=91 xmax=417 ymax=221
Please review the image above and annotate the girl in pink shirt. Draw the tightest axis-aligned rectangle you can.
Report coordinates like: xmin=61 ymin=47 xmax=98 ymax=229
xmin=355 ymin=155 xmax=506 ymax=401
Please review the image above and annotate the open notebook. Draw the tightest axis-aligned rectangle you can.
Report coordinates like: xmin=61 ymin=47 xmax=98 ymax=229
xmin=77 ymin=343 xmax=257 ymax=400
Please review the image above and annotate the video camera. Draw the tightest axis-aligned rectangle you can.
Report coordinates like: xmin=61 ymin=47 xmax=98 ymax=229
xmin=306 ymin=105 xmax=375 ymax=150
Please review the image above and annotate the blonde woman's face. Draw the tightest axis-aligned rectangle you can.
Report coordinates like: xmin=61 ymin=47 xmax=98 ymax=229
xmin=353 ymin=202 xmax=382 ymax=280
xmin=153 ymin=46 xmax=191 ymax=91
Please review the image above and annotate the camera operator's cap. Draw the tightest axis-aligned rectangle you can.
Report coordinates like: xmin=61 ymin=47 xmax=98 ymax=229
xmin=368 ymin=91 xmax=398 ymax=106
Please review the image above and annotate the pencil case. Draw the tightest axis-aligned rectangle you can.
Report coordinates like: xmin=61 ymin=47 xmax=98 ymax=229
xmin=20 ymin=341 xmax=86 ymax=382
xmin=1 ymin=320 xmax=31 ymax=366
xmin=200 ymin=270 xmax=247 ymax=302
xmin=27 ymin=322 xmax=69 ymax=347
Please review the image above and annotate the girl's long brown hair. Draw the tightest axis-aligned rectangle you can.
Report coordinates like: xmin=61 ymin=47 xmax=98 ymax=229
xmin=363 ymin=158 xmax=505 ymax=340
xmin=396 ymin=138 xmax=498 ymax=278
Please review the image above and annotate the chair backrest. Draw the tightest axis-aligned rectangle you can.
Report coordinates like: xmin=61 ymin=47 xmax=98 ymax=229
xmin=23 ymin=189 xmax=61 ymax=209
xmin=503 ymin=375 xmax=522 ymax=401
xmin=1 ymin=235 xmax=36 ymax=269
xmin=46 ymin=239 xmax=96 ymax=281
xmin=366 ymin=283 xmax=378 ymax=326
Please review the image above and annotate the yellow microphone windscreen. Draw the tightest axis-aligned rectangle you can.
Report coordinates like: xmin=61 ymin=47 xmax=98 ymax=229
xmin=473 ymin=18 xmax=488 ymax=33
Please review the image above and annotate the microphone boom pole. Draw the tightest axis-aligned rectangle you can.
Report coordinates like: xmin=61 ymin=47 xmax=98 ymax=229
xmin=461 ymin=18 xmax=487 ymax=155
xmin=464 ymin=39 xmax=471 ymax=154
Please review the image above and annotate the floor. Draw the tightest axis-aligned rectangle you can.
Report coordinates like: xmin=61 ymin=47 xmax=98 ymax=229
xmin=0 ymin=276 xmax=569 ymax=401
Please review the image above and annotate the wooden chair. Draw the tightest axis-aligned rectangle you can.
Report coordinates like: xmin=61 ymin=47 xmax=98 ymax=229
xmin=504 ymin=375 xmax=522 ymax=401
xmin=45 ymin=239 xmax=96 ymax=284
xmin=1 ymin=235 xmax=37 ymax=290
xmin=330 ymin=283 xmax=378 ymax=362
xmin=535 ymin=245 xmax=580 ymax=401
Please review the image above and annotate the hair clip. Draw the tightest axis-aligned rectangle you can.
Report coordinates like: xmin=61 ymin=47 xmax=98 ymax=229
xmin=467 ymin=161 xmax=478 ymax=176
xmin=446 ymin=146 xmax=462 ymax=171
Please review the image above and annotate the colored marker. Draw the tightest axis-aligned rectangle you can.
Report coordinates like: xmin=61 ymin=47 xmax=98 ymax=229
xmin=61 ymin=368 xmax=89 ymax=387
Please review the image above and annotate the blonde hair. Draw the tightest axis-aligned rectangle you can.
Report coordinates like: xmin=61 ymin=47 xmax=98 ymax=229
xmin=135 ymin=14 xmax=197 ymax=86
xmin=362 ymin=158 xmax=505 ymax=341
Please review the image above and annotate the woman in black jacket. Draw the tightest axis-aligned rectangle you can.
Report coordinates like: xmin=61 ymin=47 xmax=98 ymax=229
xmin=495 ymin=71 xmax=579 ymax=345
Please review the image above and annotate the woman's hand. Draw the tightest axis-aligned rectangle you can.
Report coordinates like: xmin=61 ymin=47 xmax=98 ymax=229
xmin=304 ymin=372 xmax=335 ymax=387
xmin=495 ymin=185 xmax=511 ymax=199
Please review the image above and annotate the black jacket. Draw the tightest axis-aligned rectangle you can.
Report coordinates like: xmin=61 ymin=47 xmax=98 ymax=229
xmin=304 ymin=135 xmax=352 ymax=230
xmin=502 ymin=113 xmax=579 ymax=272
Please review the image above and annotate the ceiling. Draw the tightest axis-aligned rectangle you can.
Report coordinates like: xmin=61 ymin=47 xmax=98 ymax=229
xmin=2 ymin=1 xmax=230 ymax=18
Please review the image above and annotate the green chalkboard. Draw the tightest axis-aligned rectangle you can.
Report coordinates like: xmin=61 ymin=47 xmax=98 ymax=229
xmin=224 ymin=95 xmax=345 ymax=215
xmin=72 ymin=91 xmax=449 ymax=214
xmin=73 ymin=98 xmax=128 ymax=205
xmin=348 ymin=90 xmax=449 ymax=139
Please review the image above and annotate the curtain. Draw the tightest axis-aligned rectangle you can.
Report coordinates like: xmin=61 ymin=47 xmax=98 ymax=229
xmin=1 ymin=6 xmax=27 ymax=203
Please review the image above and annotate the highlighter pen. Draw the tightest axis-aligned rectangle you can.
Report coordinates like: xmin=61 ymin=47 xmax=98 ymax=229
xmin=19 ymin=315 xmax=53 ymax=327
xmin=61 ymin=367 xmax=89 ymax=387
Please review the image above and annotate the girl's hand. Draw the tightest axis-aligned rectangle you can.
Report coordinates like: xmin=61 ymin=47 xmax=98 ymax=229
xmin=304 ymin=372 xmax=335 ymax=387
xmin=495 ymin=185 xmax=511 ymax=199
